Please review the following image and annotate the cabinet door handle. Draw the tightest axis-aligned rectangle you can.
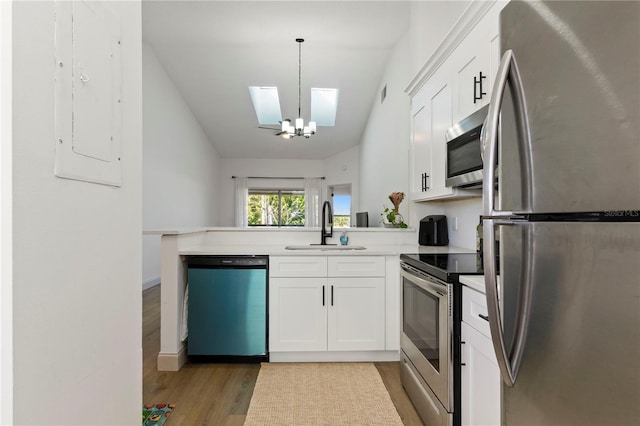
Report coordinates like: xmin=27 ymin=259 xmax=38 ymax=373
xmin=322 ymin=285 xmax=325 ymax=306
xmin=479 ymin=313 xmax=490 ymax=322
xmin=422 ymin=173 xmax=430 ymax=191
xmin=474 ymin=71 xmax=487 ymax=104
xmin=331 ymin=285 xmax=334 ymax=306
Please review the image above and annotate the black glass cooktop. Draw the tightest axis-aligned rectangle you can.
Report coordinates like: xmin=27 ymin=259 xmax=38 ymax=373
xmin=400 ymin=253 xmax=484 ymax=282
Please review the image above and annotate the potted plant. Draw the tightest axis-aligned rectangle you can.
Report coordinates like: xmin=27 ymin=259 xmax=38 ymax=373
xmin=382 ymin=192 xmax=408 ymax=228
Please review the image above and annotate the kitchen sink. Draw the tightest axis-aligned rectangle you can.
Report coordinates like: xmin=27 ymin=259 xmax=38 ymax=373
xmin=285 ymin=245 xmax=367 ymax=251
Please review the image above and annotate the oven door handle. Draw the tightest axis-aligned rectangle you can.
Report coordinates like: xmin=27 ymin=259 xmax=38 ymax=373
xmin=400 ymin=264 xmax=447 ymax=297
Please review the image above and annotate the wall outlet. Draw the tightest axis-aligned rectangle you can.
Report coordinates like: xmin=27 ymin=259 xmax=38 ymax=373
xmin=453 ymin=216 xmax=459 ymax=231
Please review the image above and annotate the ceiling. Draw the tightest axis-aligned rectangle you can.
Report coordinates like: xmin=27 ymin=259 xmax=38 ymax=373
xmin=142 ymin=1 xmax=410 ymax=160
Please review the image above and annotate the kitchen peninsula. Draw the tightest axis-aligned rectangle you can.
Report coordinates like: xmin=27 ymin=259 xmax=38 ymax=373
xmin=146 ymin=227 xmax=472 ymax=371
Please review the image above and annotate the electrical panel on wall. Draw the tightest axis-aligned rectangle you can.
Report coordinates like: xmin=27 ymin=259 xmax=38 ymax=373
xmin=54 ymin=1 xmax=123 ymax=187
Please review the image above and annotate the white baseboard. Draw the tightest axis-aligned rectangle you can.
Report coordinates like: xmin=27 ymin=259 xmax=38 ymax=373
xmin=143 ymin=276 xmax=160 ymax=291
xmin=157 ymin=347 xmax=188 ymax=371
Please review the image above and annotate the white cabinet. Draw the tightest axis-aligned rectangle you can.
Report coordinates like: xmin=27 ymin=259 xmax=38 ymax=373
xmin=461 ymin=285 xmax=500 ymax=426
xmin=411 ymin=66 xmax=480 ymax=201
xmin=270 ymin=256 xmax=328 ymax=277
xmin=461 ymin=322 xmax=501 ymax=426
xmin=462 ymin=281 xmax=492 ymax=336
xmin=327 ymin=256 xmax=386 ymax=277
xmin=409 ymin=1 xmax=509 ymax=202
xmin=328 ymin=277 xmax=385 ymax=351
xmin=411 ymin=90 xmax=432 ymax=195
xmin=452 ymin=1 xmax=507 ymax=123
xmin=269 ymin=256 xmax=385 ymax=352
xmin=270 ymin=277 xmax=327 ymax=351
xmin=410 ymin=67 xmax=453 ymax=200
xmin=451 ymin=30 xmax=491 ymax=122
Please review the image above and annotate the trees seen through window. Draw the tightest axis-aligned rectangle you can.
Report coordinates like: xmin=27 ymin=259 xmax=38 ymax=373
xmin=248 ymin=190 xmax=305 ymax=227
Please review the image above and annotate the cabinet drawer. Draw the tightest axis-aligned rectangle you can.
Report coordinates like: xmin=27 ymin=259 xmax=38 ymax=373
xmin=270 ymin=256 xmax=327 ymax=277
xmin=462 ymin=286 xmax=491 ymax=338
xmin=327 ymin=256 xmax=385 ymax=277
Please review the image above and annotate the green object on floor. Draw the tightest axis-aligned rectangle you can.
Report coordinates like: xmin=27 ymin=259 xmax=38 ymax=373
xmin=142 ymin=403 xmax=174 ymax=426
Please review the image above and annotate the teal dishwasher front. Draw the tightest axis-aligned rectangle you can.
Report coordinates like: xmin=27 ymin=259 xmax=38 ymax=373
xmin=186 ymin=255 xmax=268 ymax=362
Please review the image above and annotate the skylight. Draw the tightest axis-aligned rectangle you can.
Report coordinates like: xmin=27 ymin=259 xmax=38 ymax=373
xmin=249 ymin=86 xmax=339 ymax=129
xmin=311 ymin=88 xmax=339 ymax=126
xmin=248 ymin=86 xmax=283 ymax=125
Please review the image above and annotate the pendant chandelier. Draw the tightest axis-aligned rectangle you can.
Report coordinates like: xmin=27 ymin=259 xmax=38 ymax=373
xmin=281 ymin=38 xmax=316 ymax=139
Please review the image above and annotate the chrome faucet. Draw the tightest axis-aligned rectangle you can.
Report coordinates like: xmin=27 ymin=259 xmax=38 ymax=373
xmin=321 ymin=201 xmax=334 ymax=245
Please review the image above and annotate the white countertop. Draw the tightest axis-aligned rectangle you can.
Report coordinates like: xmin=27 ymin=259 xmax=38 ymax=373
xmin=144 ymin=227 xmax=208 ymax=236
xmin=144 ymin=226 xmax=417 ymax=236
xmin=179 ymin=244 xmax=473 ymax=256
xmin=459 ymin=275 xmax=485 ymax=293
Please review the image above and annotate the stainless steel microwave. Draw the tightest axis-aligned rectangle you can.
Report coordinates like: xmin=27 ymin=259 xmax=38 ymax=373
xmin=445 ymin=105 xmax=489 ymax=188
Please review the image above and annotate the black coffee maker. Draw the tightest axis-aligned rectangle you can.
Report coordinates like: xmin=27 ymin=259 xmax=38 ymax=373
xmin=419 ymin=215 xmax=449 ymax=246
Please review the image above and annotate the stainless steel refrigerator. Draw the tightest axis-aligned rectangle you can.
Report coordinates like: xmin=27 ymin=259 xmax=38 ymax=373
xmin=481 ymin=1 xmax=640 ymax=425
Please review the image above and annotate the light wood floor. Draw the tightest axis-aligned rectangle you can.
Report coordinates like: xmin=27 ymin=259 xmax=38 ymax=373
xmin=143 ymin=284 xmax=424 ymax=425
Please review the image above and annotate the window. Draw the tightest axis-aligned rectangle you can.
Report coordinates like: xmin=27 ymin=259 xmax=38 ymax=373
xmin=248 ymin=189 xmax=306 ymax=227
xmin=333 ymin=195 xmax=351 ymax=227
xmin=330 ymin=184 xmax=352 ymax=227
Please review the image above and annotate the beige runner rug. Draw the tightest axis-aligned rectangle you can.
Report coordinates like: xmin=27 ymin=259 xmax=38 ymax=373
xmin=244 ymin=362 xmax=404 ymax=425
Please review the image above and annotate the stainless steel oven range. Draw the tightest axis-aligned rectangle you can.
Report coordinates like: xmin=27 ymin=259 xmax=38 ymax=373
xmin=399 ymin=253 xmax=483 ymax=426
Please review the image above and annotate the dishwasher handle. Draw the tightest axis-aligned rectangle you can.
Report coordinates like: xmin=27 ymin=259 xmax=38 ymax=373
xmin=187 ymin=255 xmax=269 ymax=268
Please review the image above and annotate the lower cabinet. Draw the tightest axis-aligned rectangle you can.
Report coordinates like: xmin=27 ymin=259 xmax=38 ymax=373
xmin=461 ymin=322 xmax=500 ymax=426
xmin=461 ymin=286 xmax=500 ymax=426
xmin=269 ymin=256 xmax=385 ymax=352
xmin=327 ymin=277 xmax=385 ymax=351
xmin=269 ymin=277 xmax=327 ymax=351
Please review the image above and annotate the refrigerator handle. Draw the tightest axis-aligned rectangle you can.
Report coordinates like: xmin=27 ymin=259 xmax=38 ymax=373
xmin=483 ymin=218 xmax=516 ymax=386
xmin=483 ymin=219 xmax=533 ymax=387
xmin=482 ymin=49 xmax=533 ymax=217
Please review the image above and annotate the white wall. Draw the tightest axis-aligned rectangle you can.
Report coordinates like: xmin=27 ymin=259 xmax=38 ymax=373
xmin=358 ymin=33 xmax=412 ymax=228
xmin=409 ymin=1 xmax=471 ymax=79
xmin=414 ymin=198 xmax=482 ymax=250
xmin=142 ymin=43 xmax=220 ymax=287
xmin=217 ymin=158 xmax=325 ymax=226
xmin=0 ymin=1 xmax=13 ymax=422
xmin=359 ymin=0 xmax=481 ymax=245
xmin=443 ymin=198 xmax=482 ymax=250
xmin=11 ymin=2 xmax=142 ymax=424
xmin=217 ymin=144 xmax=360 ymax=227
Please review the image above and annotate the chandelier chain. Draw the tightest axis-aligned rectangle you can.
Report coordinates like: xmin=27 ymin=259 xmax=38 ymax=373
xmin=298 ymin=40 xmax=302 ymax=119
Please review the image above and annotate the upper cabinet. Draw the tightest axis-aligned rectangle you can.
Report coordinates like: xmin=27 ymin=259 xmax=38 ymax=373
xmin=451 ymin=2 xmax=504 ymax=122
xmin=411 ymin=64 xmax=462 ymax=200
xmin=451 ymin=27 xmax=491 ymax=122
xmin=408 ymin=1 xmax=508 ymax=202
